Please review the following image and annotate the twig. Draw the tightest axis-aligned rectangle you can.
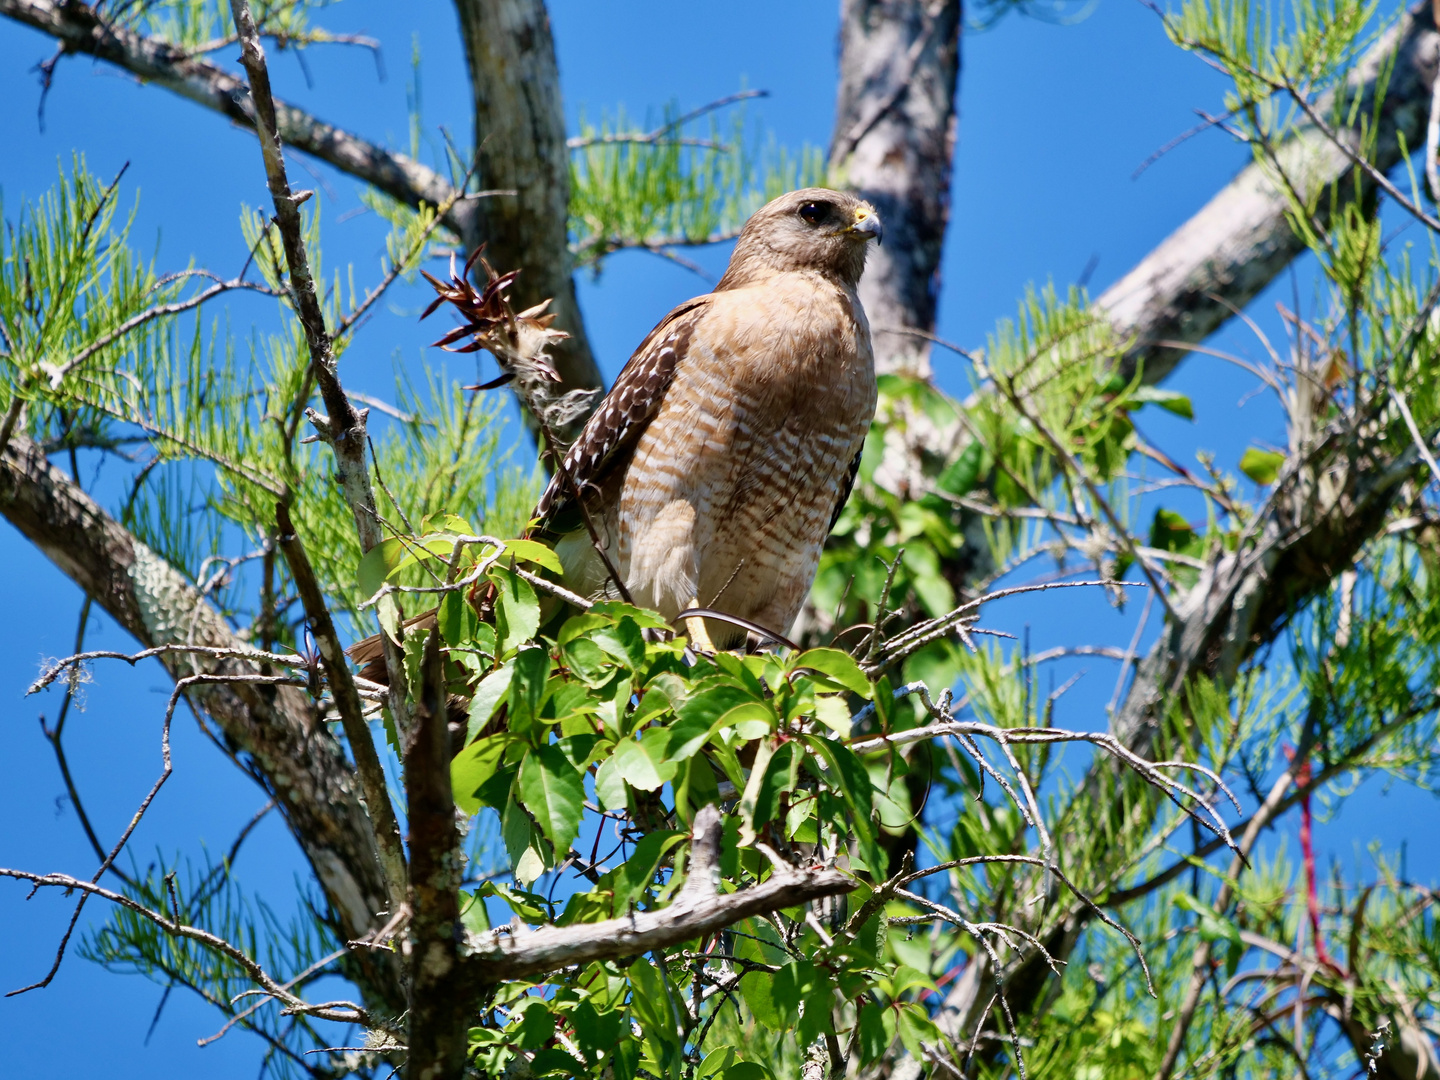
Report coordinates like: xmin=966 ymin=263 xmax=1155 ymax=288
xmin=37 ymin=596 xmax=133 ymax=883
xmin=29 ymin=643 xmax=309 ymax=695
xmin=0 ymin=867 xmax=369 ymax=1025
xmin=7 ymin=671 xmax=301 ymax=996
xmin=276 ymin=500 xmax=408 ymax=912
xmin=1390 ymin=385 xmax=1440 ymax=489
xmin=42 ymin=277 xmax=282 ymax=389
xmin=229 ymin=0 xmax=417 ymax=758
xmin=566 ymin=89 xmax=767 ymax=149
xmin=1 ymin=0 xmax=456 ymax=217
xmin=1157 ymin=715 xmax=1320 ymax=1079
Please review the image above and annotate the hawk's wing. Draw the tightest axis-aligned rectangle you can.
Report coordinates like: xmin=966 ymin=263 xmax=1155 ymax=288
xmin=829 ymin=448 xmax=864 ymax=533
xmin=533 ymin=296 xmax=709 ymax=534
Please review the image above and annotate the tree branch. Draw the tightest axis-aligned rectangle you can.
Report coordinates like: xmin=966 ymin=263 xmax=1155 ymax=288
xmin=403 ymin=628 xmax=468 ymax=1080
xmin=461 ymin=805 xmax=855 ymax=983
xmin=0 ymin=0 xmax=456 ymax=214
xmin=0 ymin=430 xmax=405 ymax=1014
xmin=1099 ymin=4 xmax=1440 ymax=384
xmin=830 ymin=0 xmax=962 ymax=381
xmin=452 ymin=0 xmax=602 ymax=434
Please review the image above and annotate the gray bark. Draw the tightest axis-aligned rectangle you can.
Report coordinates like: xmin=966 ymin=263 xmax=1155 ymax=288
xmin=452 ymin=0 xmax=602 ymax=434
xmin=0 ymin=0 xmax=604 ymax=438
xmin=830 ymin=0 xmax=963 ymax=380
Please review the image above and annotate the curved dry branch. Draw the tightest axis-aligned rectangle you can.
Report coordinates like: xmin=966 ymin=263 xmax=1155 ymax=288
xmin=0 ymin=868 xmax=372 ymax=1027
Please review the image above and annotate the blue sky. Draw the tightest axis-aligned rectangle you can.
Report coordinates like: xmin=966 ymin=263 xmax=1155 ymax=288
xmin=1 ymin=1 xmax=1434 ymax=1073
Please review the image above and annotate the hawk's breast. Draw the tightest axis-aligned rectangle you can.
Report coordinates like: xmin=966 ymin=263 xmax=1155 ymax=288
xmin=614 ymin=272 xmax=876 ymax=641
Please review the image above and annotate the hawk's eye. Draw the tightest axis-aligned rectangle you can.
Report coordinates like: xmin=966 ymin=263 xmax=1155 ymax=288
xmin=798 ymin=201 xmax=828 ymax=226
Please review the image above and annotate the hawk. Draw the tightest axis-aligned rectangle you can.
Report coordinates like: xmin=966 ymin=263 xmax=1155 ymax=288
xmin=536 ymin=187 xmax=881 ymax=649
xmin=351 ymin=187 xmax=880 ymax=674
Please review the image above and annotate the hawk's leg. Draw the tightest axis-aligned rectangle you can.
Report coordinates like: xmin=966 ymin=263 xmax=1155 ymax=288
xmin=683 ymin=614 xmax=723 ymax=655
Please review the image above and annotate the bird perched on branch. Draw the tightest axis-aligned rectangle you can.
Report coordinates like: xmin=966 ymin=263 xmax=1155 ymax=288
xmin=352 ymin=186 xmax=880 ymax=668
xmin=535 ymin=187 xmax=881 ymax=649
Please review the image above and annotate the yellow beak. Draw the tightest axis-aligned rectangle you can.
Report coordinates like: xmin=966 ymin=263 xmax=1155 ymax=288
xmin=848 ymin=206 xmax=883 ymax=244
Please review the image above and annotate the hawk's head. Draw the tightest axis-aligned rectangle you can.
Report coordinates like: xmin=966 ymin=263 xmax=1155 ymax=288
xmin=718 ymin=187 xmax=882 ymax=290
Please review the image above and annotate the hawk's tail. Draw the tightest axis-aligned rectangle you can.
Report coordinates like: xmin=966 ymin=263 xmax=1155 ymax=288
xmin=345 ymin=578 xmax=499 ymax=686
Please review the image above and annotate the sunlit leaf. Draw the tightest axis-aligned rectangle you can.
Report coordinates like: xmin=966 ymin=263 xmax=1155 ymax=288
xmin=1239 ymin=447 xmax=1285 ymax=485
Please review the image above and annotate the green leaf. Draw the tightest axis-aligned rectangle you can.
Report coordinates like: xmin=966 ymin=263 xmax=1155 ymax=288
xmin=589 ymin=600 xmax=673 ymax=630
xmin=593 ymin=616 xmax=646 ymax=672
xmin=736 ymin=739 xmax=776 ymax=848
xmin=555 ymin=733 xmax=602 ymax=770
xmin=1149 ymin=507 xmax=1194 ymax=553
xmin=437 ymin=590 xmax=478 ymax=647
xmin=594 ymin=754 xmax=628 ymax=811
xmin=740 ymin=968 xmax=788 ymax=1030
xmin=451 ymin=733 xmax=511 ymax=815
xmin=571 ymin=999 xmax=626 ymax=1058
xmin=514 ymin=999 xmax=556 ymax=1050
xmin=628 ymin=959 xmax=679 ymax=1046
xmin=420 ymin=512 xmax=475 ymax=536
xmin=674 ymin=754 xmax=721 ymax=824
xmin=896 ymin=1002 xmax=943 ymax=1061
xmin=714 ymin=700 xmax=776 ymax=741
xmin=358 ymin=534 xmax=465 ymax=598
xmin=723 ymin=1065 xmax=772 ymax=1080
xmin=375 ymin=592 xmax=402 ymax=645
xmin=493 ymin=567 xmax=541 ymax=654
xmin=530 ymin=1049 xmax=587 ymax=1077
xmin=614 ymin=728 xmax=678 ymax=791
xmin=664 ymin=715 xmax=716 ymax=761
xmin=792 ymin=647 xmax=872 ymax=697
xmin=752 ymin=741 xmax=798 ymax=831
xmin=509 ymin=645 xmax=552 ymax=725
xmin=500 ymin=537 xmax=564 ymax=575
xmin=812 ymin=695 xmax=853 ymax=738
xmin=697 ymin=1046 xmax=737 ymax=1078
xmin=562 ymin=636 xmax=613 ymax=686
xmin=805 ymin=735 xmax=884 ymax=876
xmin=357 ymin=538 xmax=406 ymax=599
xmin=466 ymin=662 xmax=514 ymax=742
xmin=502 ymin=797 xmax=549 ymax=885
xmin=1239 ymin=447 xmax=1285 ymax=485
xmin=676 ymin=684 xmax=761 ymax=731
xmin=611 ymin=829 xmax=685 ymax=913
xmin=936 ymin=439 xmax=985 ymax=496
xmin=1173 ymin=893 xmax=1243 ymax=976
xmin=518 ymin=743 xmax=586 ymax=856
xmin=857 ymin=1001 xmax=889 ymax=1063
xmin=1130 ymin=385 xmax=1195 ymax=419
xmin=458 ymin=888 xmax=491 ymax=935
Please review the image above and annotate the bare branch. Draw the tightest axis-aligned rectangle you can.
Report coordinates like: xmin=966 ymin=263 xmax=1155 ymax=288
xmin=1100 ymin=6 xmax=1440 ymax=384
xmin=1 ymin=0 xmax=455 ymax=215
xmin=462 ymin=805 xmax=855 ymax=982
xmin=0 ymin=868 xmax=372 ymax=1027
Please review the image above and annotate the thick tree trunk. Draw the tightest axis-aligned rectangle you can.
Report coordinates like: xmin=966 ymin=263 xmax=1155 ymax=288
xmin=451 ymin=0 xmax=601 ymax=439
xmin=830 ymin=0 xmax=963 ymax=380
